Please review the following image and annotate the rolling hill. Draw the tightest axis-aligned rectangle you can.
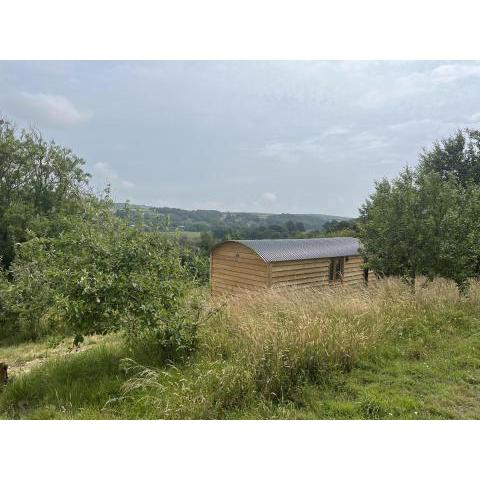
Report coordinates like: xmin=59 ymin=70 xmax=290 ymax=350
xmin=116 ymin=204 xmax=350 ymax=233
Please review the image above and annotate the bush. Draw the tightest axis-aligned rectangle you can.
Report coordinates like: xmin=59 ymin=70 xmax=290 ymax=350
xmin=1 ymin=198 xmax=195 ymax=354
xmin=179 ymin=246 xmax=210 ymax=285
xmin=125 ymin=291 xmax=203 ymax=365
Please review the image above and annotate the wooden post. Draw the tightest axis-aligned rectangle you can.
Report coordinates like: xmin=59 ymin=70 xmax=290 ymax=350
xmin=0 ymin=363 xmax=8 ymax=385
xmin=209 ymin=250 xmax=213 ymax=295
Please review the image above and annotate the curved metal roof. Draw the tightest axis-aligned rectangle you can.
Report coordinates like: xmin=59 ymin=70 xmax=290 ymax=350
xmin=221 ymin=237 xmax=361 ymax=263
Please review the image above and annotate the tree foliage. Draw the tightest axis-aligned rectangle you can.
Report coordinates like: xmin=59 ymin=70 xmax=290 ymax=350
xmin=0 ymin=118 xmax=199 ymax=357
xmin=0 ymin=119 xmax=89 ymax=267
xmin=1 ymin=198 xmax=195 ymax=350
xmin=359 ymin=130 xmax=480 ymax=291
xmin=419 ymin=128 xmax=480 ymax=186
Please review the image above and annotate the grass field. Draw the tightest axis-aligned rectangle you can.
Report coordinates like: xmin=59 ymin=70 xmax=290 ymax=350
xmin=1 ymin=279 xmax=480 ymax=419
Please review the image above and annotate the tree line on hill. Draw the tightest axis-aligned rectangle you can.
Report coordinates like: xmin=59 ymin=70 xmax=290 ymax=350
xmin=189 ymin=218 xmax=357 ymax=251
xmin=115 ymin=203 xmax=347 ymax=236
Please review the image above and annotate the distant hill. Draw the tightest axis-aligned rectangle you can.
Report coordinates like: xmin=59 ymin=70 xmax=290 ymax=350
xmin=116 ymin=204 xmax=349 ymax=233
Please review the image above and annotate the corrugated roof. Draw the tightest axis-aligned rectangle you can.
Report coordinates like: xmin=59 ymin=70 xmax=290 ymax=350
xmin=222 ymin=237 xmax=361 ymax=263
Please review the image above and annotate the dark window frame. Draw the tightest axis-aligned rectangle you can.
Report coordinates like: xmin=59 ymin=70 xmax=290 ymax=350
xmin=329 ymin=257 xmax=345 ymax=284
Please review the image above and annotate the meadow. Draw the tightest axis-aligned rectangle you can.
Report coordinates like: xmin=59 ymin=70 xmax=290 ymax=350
xmin=2 ymin=278 xmax=480 ymax=420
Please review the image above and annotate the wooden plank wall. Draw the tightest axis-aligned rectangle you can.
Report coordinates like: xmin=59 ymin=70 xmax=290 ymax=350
xmin=211 ymin=242 xmax=268 ymax=295
xmin=342 ymin=255 xmax=365 ymax=286
xmin=270 ymin=255 xmax=366 ymax=289
xmin=270 ymin=258 xmax=330 ymax=288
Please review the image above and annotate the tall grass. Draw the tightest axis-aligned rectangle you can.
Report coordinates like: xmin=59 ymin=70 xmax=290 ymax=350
xmin=0 ymin=339 xmax=127 ymax=419
xmin=120 ymin=278 xmax=480 ymax=418
xmin=3 ymin=278 xmax=477 ymax=419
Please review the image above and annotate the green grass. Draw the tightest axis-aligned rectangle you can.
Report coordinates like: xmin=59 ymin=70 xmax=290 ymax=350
xmin=1 ymin=279 xmax=480 ymax=419
xmin=285 ymin=325 xmax=480 ymax=420
xmin=0 ymin=336 xmax=127 ymax=419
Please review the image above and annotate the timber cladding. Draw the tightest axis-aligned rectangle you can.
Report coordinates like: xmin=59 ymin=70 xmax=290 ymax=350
xmin=210 ymin=242 xmax=268 ymax=296
xmin=210 ymin=238 xmax=369 ymax=296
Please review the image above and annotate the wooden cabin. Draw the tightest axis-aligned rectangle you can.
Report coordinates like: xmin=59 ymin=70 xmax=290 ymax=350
xmin=210 ymin=237 xmax=373 ymax=295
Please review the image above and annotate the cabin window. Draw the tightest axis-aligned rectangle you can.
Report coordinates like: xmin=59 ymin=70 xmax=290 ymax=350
xmin=329 ymin=257 xmax=344 ymax=283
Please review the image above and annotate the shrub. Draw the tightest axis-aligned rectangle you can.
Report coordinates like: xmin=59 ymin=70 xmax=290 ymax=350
xmin=1 ymin=198 xmax=195 ymax=354
xmin=179 ymin=246 xmax=210 ymax=285
xmin=124 ymin=291 xmax=203 ymax=365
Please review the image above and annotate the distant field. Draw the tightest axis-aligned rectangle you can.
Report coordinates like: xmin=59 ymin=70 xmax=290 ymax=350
xmin=163 ymin=231 xmax=202 ymax=239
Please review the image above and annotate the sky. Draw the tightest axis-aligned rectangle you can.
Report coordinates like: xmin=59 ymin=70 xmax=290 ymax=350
xmin=1 ymin=61 xmax=480 ymax=217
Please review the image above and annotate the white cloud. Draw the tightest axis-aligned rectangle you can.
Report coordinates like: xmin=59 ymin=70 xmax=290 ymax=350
xmin=357 ymin=83 xmax=426 ymax=108
xmin=348 ymin=131 xmax=388 ymax=151
xmin=259 ymin=141 xmax=306 ymax=164
xmin=258 ymin=128 xmax=362 ymax=166
xmin=356 ymin=63 xmax=480 ymax=109
xmin=15 ymin=92 xmax=93 ymax=126
xmin=322 ymin=127 xmax=350 ymax=137
xmin=259 ymin=128 xmax=349 ymax=164
xmin=387 ymin=65 xmax=480 ymax=99
xmin=387 ymin=119 xmax=434 ymax=131
xmin=227 ymin=176 xmax=257 ymax=185
xmin=430 ymin=64 xmax=480 ymax=83
xmin=94 ymin=161 xmax=114 ymax=177
xmin=262 ymin=192 xmax=277 ymax=202
xmin=94 ymin=162 xmax=135 ymax=190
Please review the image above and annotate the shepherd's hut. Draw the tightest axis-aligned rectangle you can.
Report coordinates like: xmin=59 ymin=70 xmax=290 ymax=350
xmin=210 ymin=237 xmax=373 ymax=295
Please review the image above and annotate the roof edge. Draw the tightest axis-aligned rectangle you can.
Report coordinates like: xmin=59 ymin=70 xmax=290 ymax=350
xmin=211 ymin=237 xmax=361 ymax=263
xmin=211 ymin=240 xmax=268 ymax=262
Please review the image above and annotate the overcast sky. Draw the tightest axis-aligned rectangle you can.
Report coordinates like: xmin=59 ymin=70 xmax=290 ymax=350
xmin=1 ymin=61 xmax=480 ymax=217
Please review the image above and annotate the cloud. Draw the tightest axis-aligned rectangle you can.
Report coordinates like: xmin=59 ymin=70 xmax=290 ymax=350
xmin=121 ymin=180 xmax=135 ymax=189
xmin=94 ymin=162 xmax=135 ymax=190
xmin=322 ymin=127 xmax=350 ymax=137
xmin=357 ymin=83 xmax=426 ymax=108
xmin=387 ymin=119 xmax=435 ymax=131
xmin=348 ymin=132 xmax=388 ymax=150
xmin=262 ymin=192 xmax=277 ymax=202
xmin=389 ymin=65 xmax=480 ymax=97
xmin=94 ymin=161 xmax=112 ymax=175
xmin=227 ymin=176 xmax=257 ymax=185
xmin=258 ymin=128 xmax=349 ymax=164
xmin=259 ymin=141 xmax=307 ymax=164
xmin=356 ymin=63 xmax=480 ymax=110
xmin=12 ymin=92 xmax=93 ymax=127
xmin=429 ymin=64 xmax=480 ymax=83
